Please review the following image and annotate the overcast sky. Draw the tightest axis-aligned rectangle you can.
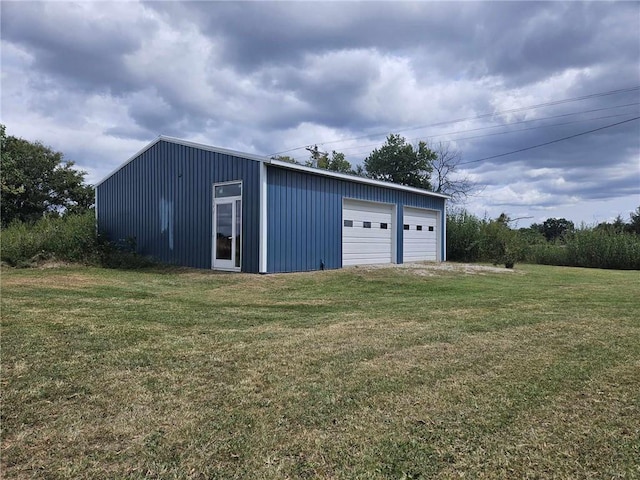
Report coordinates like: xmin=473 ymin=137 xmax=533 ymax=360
xmin=2 ymin=1 xmax=639 ymax=226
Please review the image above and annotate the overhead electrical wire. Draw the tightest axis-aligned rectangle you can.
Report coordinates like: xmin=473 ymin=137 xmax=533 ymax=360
xmin=290 ymin=116 xmax=639 ymax=177
xmin=269 ymin=85 xmax=640 ymax=156
xmin=402 ymin=102 xmax=639 ymax=141
xmin=458 ymin=116 xmax=640 ymax=166
xmin=288 ymin=109 xmax=640 ymax=162
xmin=447 ymin=112 xmax=637 ymax=143
xmin=290 ymin=103 xmax=640 ymax=159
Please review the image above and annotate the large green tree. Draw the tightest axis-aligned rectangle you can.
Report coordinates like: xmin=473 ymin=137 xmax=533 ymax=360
xmin=628 ymin=206 xmax=640 ymax=234
xmin=530 ymin=217 xmax=575 ymax=242
xmin=363 ymin=134 xmax=435 ymax=190
xmin=1 ymin=125 xmax=94 ymax=226
xmin=305 ymin=145 xmax=354 ymax=174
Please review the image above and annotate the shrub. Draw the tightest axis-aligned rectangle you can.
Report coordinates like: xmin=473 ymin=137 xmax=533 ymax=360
xmin=447 ymin=210 xmax=529 ymax=267
xmin=446 ymin=210 xmax=483 ymax=262
xmin=527 ymin=243 xmax=570 ymax=267
xmin=448 ymin=209 xmax=640 ymax=270
xmin=479 ymin=219 xmax=526 ymax=268
xmin=565 ymin=229 xmax=640 ymax=269
xmin=0 ymin=212 xmax=156 ymax=269
xmin=526 ymin=229 xmax=640 ymax=270
xmin=98 ymin=235 xmax=156 ymax=269
xmin=1 ymin=212 xmax=99 ymax=267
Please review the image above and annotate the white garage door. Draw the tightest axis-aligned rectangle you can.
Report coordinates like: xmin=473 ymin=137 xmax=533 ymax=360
xmin=403 ymin=207 xmax=437 ymax=262
xmin=342 ymin=199 xmax=394 ymax=266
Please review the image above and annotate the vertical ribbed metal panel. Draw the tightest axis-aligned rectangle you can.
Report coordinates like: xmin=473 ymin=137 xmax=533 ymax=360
xmin=266 ymin=167 xmax=446 ymax=273
xmin=96 ymin=140 xmax=261 ymax=272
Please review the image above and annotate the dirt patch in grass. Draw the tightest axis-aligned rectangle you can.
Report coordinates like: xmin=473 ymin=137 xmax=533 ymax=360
xmin=349 ymin=261 xmax=520 ymax=276
xmin=0 ymin=272 xmax=109 ymax=289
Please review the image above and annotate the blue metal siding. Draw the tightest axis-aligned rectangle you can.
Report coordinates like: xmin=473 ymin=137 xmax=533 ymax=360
xmin=96 ymin=140 xmax=261 ymax=272
xmin=267 ymin=166 xmax=446 ymax=273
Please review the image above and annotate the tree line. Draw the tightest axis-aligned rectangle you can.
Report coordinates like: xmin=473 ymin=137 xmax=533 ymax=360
xmin=447 ymin=209 xmax=640 ymax=270
xmin=275 ymin=133 xmax=477 ymax=202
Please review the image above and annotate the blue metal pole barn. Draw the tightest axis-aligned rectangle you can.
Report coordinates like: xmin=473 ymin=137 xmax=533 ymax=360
xmin=96 ymin=136 xmax=448 ymax=273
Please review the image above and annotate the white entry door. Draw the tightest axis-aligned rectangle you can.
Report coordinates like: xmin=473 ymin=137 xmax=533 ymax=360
xmin=213 ymin=182 xmax=242 ymax=271
xmin=403 ymin=206 xmax=437 ymax=262
xmin=342 ymin=199 xmax=394 ymax=266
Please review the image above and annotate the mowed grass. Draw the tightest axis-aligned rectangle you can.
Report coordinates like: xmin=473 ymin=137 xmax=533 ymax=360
xmin=1 ymin=264 xmax=639 ymax=479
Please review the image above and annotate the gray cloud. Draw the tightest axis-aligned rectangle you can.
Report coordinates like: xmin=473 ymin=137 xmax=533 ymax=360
xmin=147 ymin=2 xmax=639 ymax=86
xmin=1 ymin=2 xmax=152 ymax=94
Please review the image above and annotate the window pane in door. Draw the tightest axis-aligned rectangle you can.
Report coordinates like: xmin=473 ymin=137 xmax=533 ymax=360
xmin=235 ymin=200 xmax=241 ymax=268
xmin=216 ymin=203 xmax=232 ymax=260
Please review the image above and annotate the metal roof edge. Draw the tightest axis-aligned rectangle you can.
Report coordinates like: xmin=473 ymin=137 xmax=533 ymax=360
xmin=268 ymin=159 xmax=450 ymax=199
xmin=95 ymin=135 xmax=270 ymax=187
xmin=157 ymin=136 xmax=270 ymax=163
xmin=95 ymin=137 xmax=163 ymax=188
xmin=96 ymin=136 xmax=449 ymax=200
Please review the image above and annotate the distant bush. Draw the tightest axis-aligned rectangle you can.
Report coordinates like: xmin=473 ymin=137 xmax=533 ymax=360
xmin=528 ymin=229 xmax=640 ymax=270
xmin=447 ymin=211 xmax=527 ymax=267
xmin=448 ymin=209 xmax=640 ymax=270
xmin=526 ymin=243 xmax=568 ymax=266
xmin=479 ymin=217 xmax=526 ymax=268
xmin=0 ymin=212 xmax=155 ymax=269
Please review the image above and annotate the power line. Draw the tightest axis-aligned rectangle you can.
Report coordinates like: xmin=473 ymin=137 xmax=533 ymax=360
xmin=458 ymin=116 xmax=640 ymax=166
xmin=269 ymin=85 xmax=640 ymax=156
xmin=449 ymin=112 xmax=637 ymax=143
xmin=288 ymin=107 xmax=639 ymax=162
xmin=304 ymin=104 xmax=640 ymax=158
xmin=420 ymin=102 xmax=640 ymax=141
xmin=295 ymin=116 xmax=639 ymax=180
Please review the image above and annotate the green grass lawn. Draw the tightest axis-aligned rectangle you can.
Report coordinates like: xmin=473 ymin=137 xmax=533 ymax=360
xmin=1 ymin=263 xmax=639 ymax=479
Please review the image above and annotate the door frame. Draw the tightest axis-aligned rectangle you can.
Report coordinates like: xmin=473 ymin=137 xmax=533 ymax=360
xmin=212 ymin=180 xmax=242 ymax=271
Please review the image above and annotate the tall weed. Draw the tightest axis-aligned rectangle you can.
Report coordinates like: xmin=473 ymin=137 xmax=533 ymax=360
xmin=447 ymin=211 xmax=527 ymax=266
xmin=449 ymin=210 xmax=640 ymax=270
xmin=522 ymin=229 xmax=639 ymax=269
xmin=446 ymin=210 xmax=483 ymax=262
xmin=1 ymin=212 xmax=99 ymax=266
xmin=565 ymin=229 xmax=640 ymax=269
xmin=1 ymin=212 xmax=155 ymax=268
